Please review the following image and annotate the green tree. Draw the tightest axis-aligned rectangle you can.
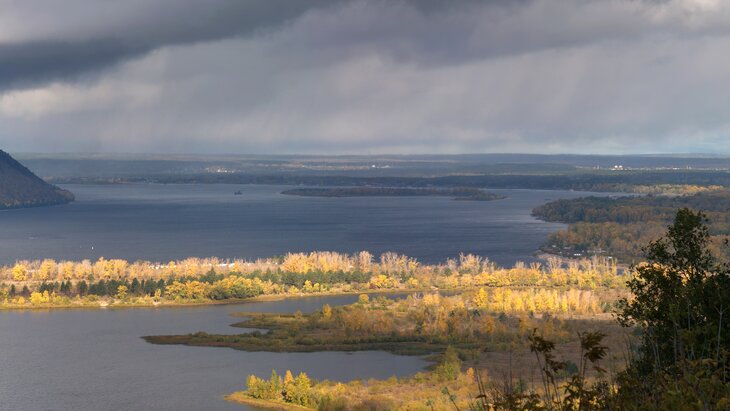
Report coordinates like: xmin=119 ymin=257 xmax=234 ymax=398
xmin=77 ymin=280 xmax=88 ymax=296
xmin=435 ymin=346 xmax=462 ymax=381
xmin=617 ymin=208 xmax=730 ymax=406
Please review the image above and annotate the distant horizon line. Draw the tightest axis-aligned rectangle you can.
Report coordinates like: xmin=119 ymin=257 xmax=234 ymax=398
xmin=10 ymin=151 xmax=730 ymax=159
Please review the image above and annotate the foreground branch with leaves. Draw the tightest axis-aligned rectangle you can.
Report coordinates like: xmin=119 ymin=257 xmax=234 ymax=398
xmin=465 ymin=208 xmax=730 ymax=410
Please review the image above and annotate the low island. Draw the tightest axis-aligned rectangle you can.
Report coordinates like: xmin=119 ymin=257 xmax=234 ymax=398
xmin=281 ymin=187 xmax=506 ymax=201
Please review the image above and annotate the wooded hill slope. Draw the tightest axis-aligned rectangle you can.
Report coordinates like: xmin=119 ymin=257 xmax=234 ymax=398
xmin=0 ymin=150 xmax=74 ymax=209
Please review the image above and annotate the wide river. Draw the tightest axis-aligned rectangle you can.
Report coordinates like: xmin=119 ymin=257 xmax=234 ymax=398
xmin=0 ymin=184 xmax=599 ymax=266
xmin=0 ymin=184 xmax=609 ymax=410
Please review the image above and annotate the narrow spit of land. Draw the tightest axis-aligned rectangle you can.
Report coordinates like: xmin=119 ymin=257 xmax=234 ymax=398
xmin=280 ymin=187 xmax=506 ymax=201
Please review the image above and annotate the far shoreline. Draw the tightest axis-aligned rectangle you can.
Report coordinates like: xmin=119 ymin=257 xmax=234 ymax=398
xmin=280 ymin=186 xmax=507 ymax=201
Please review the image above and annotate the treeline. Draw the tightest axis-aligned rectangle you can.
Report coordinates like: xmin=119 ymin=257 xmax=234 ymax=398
xmin=0 ymin=252 xmax=626 ymax=308
xmin=1 ymin=256 xmax=276 ymax=282
xmin=533 ymin=191 xmax=730 ymax=226
xmin=2 ymin=278 xmax=168 ymax=299
xmin=237 ymin=350 xmax=477 ymax=410
xmin=46 ymin=170 xmax=730 ymax=193
xmin=1 ymin=252 xmax=622 ymax=287
xmin=544 ymin=222 xmax=667 ymax=262
xmin=533 ymin=191 xmax=730 ymax=262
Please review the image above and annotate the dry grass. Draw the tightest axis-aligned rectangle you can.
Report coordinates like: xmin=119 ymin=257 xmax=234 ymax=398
xmin=469 ymin=318 xmax=633 ymax=385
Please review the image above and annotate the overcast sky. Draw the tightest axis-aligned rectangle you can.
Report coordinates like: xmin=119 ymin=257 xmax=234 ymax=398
xmin=1 ymin=0 xmax=729 ymax=155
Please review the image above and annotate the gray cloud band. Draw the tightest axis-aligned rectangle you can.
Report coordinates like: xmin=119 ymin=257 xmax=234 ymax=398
xmin=0 ymin=0 xmax=346 ymax=91
xmin=1 ymin=0 xmax=729 ymax=154
xmin=2 ymin=0 xmax=725 ymax=92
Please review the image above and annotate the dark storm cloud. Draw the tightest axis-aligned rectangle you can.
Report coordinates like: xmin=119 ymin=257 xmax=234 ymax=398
xmin=0 ymin=39 xmax=143 ymax=90
xmin=0 ymin=0 xmax=346 ymax=91
xmin=0 ymin=0 xmax=546 ymax=91
xmin=2 ymin=0 xmax=722 ymax=92
xmin=1 ymin=0 xmax=730 ymax=154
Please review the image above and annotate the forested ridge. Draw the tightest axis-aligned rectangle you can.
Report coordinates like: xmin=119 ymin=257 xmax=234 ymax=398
xmin=0 ymin=150 xmax=74 ymax=209
xmin=532 ymin=191 xmax=730 ymax=263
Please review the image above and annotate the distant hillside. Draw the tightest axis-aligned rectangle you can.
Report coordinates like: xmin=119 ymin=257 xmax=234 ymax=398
xmin=0 ymin=150 xmax=74 ymax=209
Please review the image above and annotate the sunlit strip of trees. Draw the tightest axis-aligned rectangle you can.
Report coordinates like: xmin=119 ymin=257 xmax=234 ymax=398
xmin=2 ymin=252 xmax=619 ymax=283
xmin=0 ymin=252 xmax=625 ymax=308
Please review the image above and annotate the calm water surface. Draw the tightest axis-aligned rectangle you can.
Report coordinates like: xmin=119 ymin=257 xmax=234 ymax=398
xmin=0 ymin=294 xmax=424 ymax=411
xmin=0 ymin=184 xmax=599 ymax=266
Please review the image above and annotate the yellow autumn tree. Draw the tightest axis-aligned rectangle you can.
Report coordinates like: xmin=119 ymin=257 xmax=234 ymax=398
xmin=37 ymin=259 xmax=56 ymax=281
xmin=30 ymin=291 xmax=50 ymax=305
xmin=473 ymin=288 xmax=489 ymax=309
xmin=12 ymin=263 xmax=28 ymax=281
xmin=284 ymin=370 xmax=294 ymax=385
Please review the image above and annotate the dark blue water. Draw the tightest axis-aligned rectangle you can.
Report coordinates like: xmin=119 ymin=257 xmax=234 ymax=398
xmin=0 ymin=184 xmax=595 ymax=266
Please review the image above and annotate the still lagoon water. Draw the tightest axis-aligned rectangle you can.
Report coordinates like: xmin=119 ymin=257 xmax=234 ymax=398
xmin=0 ymin=294 xmax=425 ymax=411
